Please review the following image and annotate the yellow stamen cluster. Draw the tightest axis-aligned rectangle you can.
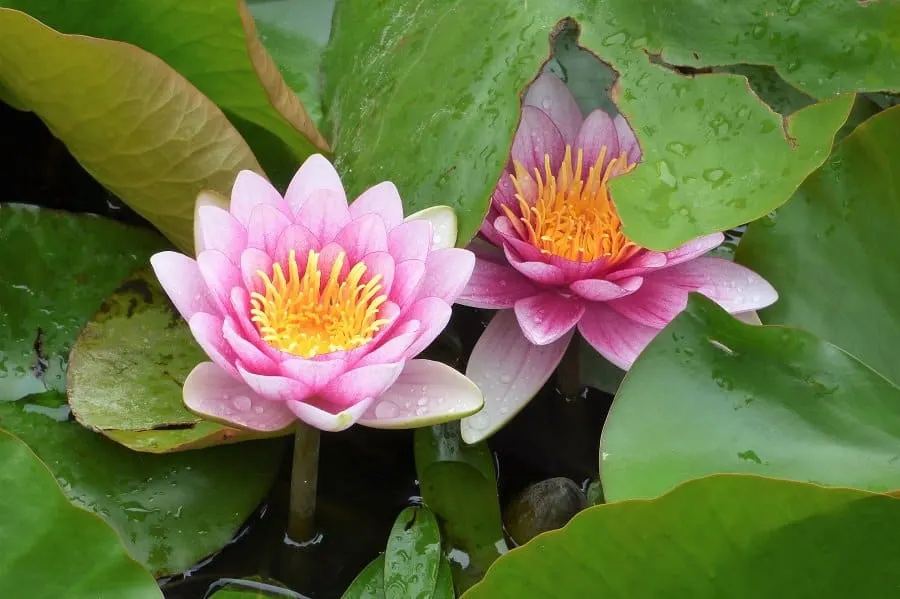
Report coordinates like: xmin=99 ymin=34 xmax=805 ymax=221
xmin=250 ymin=249 xmax=389 ymax=358
xmin=504 ymin=145 xmax=639 ymax=265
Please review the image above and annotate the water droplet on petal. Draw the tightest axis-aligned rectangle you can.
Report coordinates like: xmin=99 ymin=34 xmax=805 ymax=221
xmin=254 ymin=405 xmax=264 ymax=414
xmin=232 ymin=395 xmax=252 ymax=411
xmin=417 ymin=396 xmax=428 ymax=407
xmin=467 ymin=412 xmax=489 ymax=430
xmin=500 ymin=374 xmax=512 ymax=384
xmin=374 ymin=401 xmax=400 ymax=419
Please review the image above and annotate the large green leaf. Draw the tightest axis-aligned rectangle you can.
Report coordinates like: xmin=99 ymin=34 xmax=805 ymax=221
xmin=599 ymin=294 xmax=900 ymax=502
xmin=462 ymin=475 xmax=900 ymax=598
xmin=0 ymin=8 xmax=260 ymax=253
xmin=0 ymin=429 xmax=162 ymax=599
xmin=413 ymin=424 xmax=505 ymax=592
xmin=2 ymin=0 xmax=328 ymax=185
xmin=342 ymin=555 xmax=386 ymax=599
xmin=0 ymin=204 xmax=284 ymax=575
xmin=67 ymin=267 xmax=290 ymax=453
xmin=737 ymin=105 xmax=900 ymax=388
xmin=384 ymin=507 xmax=442 ymax=599
xmin=322 ymin=0 xmax=900 ymax=248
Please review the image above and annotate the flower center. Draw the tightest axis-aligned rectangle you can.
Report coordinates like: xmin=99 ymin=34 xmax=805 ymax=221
xmin=250 ymin=250 xmax=390 ymax=358
xmin=504 ymin=145 xmax=640 ymax=264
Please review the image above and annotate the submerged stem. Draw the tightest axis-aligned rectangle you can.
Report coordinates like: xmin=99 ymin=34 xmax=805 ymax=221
xmin=288 ymin=421 xmax=320 ymax=543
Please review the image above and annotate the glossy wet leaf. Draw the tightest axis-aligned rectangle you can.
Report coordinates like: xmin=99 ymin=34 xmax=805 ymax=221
xmin=384 ymin=507 xmax=442 ymax=599
xmin=433 ymin=559 xmax=455 ymax=599
xmin=600 ymin=295 xmax=900 ymax=502
xmin=0 ymin=205 xmax=285 ymax=575
xmin=2 ymin=0 xmax=328 ymax=186
xmin=0 ymin=8 xmax=259 ymax=253
xmin=342 ymin=555 xmax=386 ymax=599
xmin=67 ymin=267 xmax=289 ymax=453
xmin=414 ymin=424 xmax=505 ymax=592
xmin=323 ymin=0 xmax=900 ymax=249
xmin=247 ymin=0 xmax=336 ymax=130
xmin=737 ymin=106 xmax=900 ymax=388
xmin=0 ymin=429 xmax=162 ymax=599
xmin=462 ymin=475 xmax=900 ymax=598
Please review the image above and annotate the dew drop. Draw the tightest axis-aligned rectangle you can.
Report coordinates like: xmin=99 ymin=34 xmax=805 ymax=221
xmin=374 ymin=401 xmax=400 ymax=419
xmin=467 ymin=412 xmax=489 ymax=430
xmin=254 ymin=405 xmax=264 ymax=414
xmin=500 ymin=374 xmax=512 ymax=384
xmin=417 ymin=396 xmax=428 ymax=407
xmin=232 ymin=395 xmax=252 ymax=411
xmin=415 ymin=406 xmax=428 ymax=416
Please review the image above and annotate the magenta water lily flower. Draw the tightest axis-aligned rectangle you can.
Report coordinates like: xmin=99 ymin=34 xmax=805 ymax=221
xmin=150 ymin=154 xmax=482 ymax=433
xmin=456 ymin=72 xmax=777 ymax=444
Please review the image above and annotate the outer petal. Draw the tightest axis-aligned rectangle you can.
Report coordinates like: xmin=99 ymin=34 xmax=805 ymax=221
xmin=197 ymin=249 xmax=242 ymax=316
xmin=523 ymin=72 xmax=583 ymax=144
xmin=188 ymin=313 xmax=238 ymax=376
xmin=319 ymin=363 xmax=405 ymax=408
xmin=404 ymin=206 xmax=458 ymax=250
xmin=651 ymin=257 xmax=778 ymax=313
xmin=388 ymin=219 xmax=433 ymax=262
xmin=247 ymin=203 xmax=292 ymax=255
xmin=662 ymin=233 xmax=725 ymax=268
xmin=238 ymin=363 xmax=309 ymax=402
xmin=514 ymin=292 xmax=585 ymax=345
xmin=354 ymin=320 xmax=421 ymax=368
xmin=183 ymin=362 xmax=296 ymax=432
xmin=461 ymin=310 xmax=573 ymax=444
xmin=577 ymin=303 xmax=661 ymax=370
xmin=390 ymin=259 xmax=426 ymax=306
xmin=358 ymin=360 xmax=483 ymax=429
xmin=334 ymin=212 xmax=388 ymax=263
xmin=511 ymin=105 xmax=566 ymax=175
xmin=607 ymin=251 xmax=668 ymax=280
xmin=570 ymin=276 xmax=643 ymax=301
xmin=284 ymin=153 xmax=346 ymax=217
xmin=399 ymin=297 xmax=453 ymax=358
xmin=195 ymin=205 xmax=246 ymax=264
xmin=349 ymin=181 xmax=404 ymax=230
xmin=286 ymin=397 xmax=374 ymax=432
xmin=223 ymin=317 xmax=278 ymax=375
xmin=416 ymin=248 xmax=475 ymax=303
xmin=229 ymin=170 xmax=290 ymax=226
xmin=150 ymin=251 xmax=219 ymax=321
xmin=614 ymin=114 xmax=642 ymax=164
xmin=607 ymin=279 xmax=688 ymax=328
xmin=456 ymin=257 xmax=539 ymax=309
xmin=296 ymin=189 xmax=351 ymax=244
xmin=193 ymin=190 xmax=230 ymax=256
xmin=575 ymin=109 xmax=619 ymax=172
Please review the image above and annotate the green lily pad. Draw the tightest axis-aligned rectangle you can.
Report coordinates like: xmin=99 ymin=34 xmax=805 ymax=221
xmin=737 ymin=105 xmax=900 ymax=388
xmin=0 ymin=204 xmax=285 ymax=575
xmin=413 ymin=424 xmax=505 ymax=593
xmin=2 ymin=0 xmax=328 ymax=186
xmin=462 ymin=475 xmax=900 ymax=598
xmin=0 ymin=428 xmax=162 ymax=599
xmin=67 ymin=266 xmax=290 ymax=453
xmin=384 ymin=507 xmax=442 ymax=599
xmin=599 ymin=294 xmax=900 ymax=502
xmin=0 ymin=7 xmax=261 ymax=253
xmin=323 ymin=0 xmax=900 ymax=248
xmin=342 ymin=556 xmax=386 ymax=599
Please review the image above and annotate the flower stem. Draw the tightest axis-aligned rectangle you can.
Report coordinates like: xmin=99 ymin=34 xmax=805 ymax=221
xmin=288 ymin=421 xmax=320 ymax=543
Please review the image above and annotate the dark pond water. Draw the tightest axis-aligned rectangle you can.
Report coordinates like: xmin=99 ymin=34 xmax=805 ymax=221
xmin=2 ymin=101 xmax=611 ymax=598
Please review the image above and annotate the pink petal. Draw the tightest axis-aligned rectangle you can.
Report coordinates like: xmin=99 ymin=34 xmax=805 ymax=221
xmin=496 ymin=221 xmax=545 ymax=262
xmin=388 ymin=220 xmax=432 ymax=263
xmin=404 ymin=206 xmax=457 ymax=250
xmin=390 ymin=259 xmax=426 ymax=306
xmin=468 ymin=236 xmax=508 ymax=263
xmin=504 ymin=244 xmax=567 ymax=286
xmin=355 ymin=320 xmax=421 ymax=368
xmin=240 ymin=248 xmax=273 ymax=296
xmin=607 ymin=251 xmax=668 ymax=280
xmin=197 ymin=250 xmax=242 ymax=317
xmin=349 ymin=181 xmax=404 ymax=231
xmin=230 ymin=287 xmax=283 ymax=363
xmin=280 ymin=356 xmax=348 ymax=392
xmin=461 ymin=310 xmax=572 ymax=444
xmin=183 ymin=362 xmax=296 ymax=432
xmin=150 ymin=251 xmax=219 ymax=321
xmin=575 ymin=109 xmax=620 ymax=172
xmin=229 ymin=170 xmax=290 ymax=227
xmin=319 ymin=363 xmax=404 ymax=408
xmin=222 ymin=317 xmax=278 ymax=375
xmin=577 ymin=303 xmax=661 ymax=370
xmin=399 ymin=297 xmax=453 ymax=358
xmin=614 ymin=114 xmax=642 ymax=164
xmin=296 ymin=189 xmax=351 ymax=244
xmin=237 ymin=363 xmax=309 ymax=402
xmin=523 ymin=72 xmax=583 ymax=145
xmin=247 ymin=203 xmax=292 ymax=254
xmin=188 ymin=313 xmax=238 ymax=377
xmin=456 ymin=257 xmax=538 ymax=309
xmin=514 ymin=292 xmax=585 ymax=345
xmin=286 ymin=397 xmax=374 ymax=432
xmin=358 ymin=359 xmax=483 ymax=429
xmin=511 ymin=105 xmax=566 ymax=175
xmin=651 ymin=257 xmax=778 ymax=313
xmin=548 ymin=254 xmax=611 ymax=283
xmin=195 ymin=205 xmax=247 ymax=264
xmin=662 ymin=233 xmax=725 ymax=268
xmin=361 ymin=251 xmax=396 ymax=298
xmin=284 ymin=154 xmax=346 ymax=218
xmin=607 ymin=279 xmax=689 ymax=328
xmin=334 ymin=212 xmax=388 ymax=263
xmin=415 ymin=248 xmax=475 ymax=303
xmin=273 ymin=224 xmax=320 ymax=273
xmin=570 ymin=276 xmax=643 ymax=301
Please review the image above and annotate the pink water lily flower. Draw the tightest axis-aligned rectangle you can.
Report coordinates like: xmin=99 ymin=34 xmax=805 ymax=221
xmin=150 ymin=154 xmax=482 ymax=433
xmin=456 ymin=72 xmax=777 ymax=444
